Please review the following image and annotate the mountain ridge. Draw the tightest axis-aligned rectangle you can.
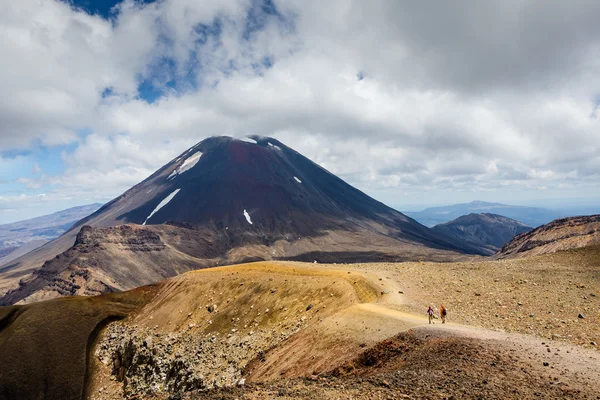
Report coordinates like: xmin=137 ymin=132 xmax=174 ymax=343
xmin=0 ymin=136 xmax=481 ymax=304
xmin=0 ymin=203 xmax=102 ymax=267
xmin=405 ymin=200 xmax=570 ymax=227
xmin=496 ymin=214 xmax=600 ymax=258
xmin=432 ymin=213 xmax=532 ymax=255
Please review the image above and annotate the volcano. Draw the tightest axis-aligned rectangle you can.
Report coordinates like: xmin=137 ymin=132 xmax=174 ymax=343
xmin=0 ymin=136 xmax=481 ymax=304
xmin=85 ymin=135 xmax=479 ymax=247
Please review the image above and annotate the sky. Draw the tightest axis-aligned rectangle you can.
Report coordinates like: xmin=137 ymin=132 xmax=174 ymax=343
xmin=1 ymin=0 xmax=600 ymax=223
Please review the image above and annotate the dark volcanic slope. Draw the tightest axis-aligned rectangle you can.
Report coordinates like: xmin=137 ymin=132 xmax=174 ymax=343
xmin=0 ymin=136 xmax=481 ymax=303
xmin=433 ymin=213 xmax=532 ymax=255
xmin=496 ymin=214 xmax=600 ymax=258
xmin=97 ymin=136 xmax=469 ymax=251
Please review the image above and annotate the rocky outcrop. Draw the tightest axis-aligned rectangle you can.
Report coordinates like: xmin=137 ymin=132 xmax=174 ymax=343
xmin=496 ymin=214 xmax=600 ymax=258
xmin=74 ymin=225 xmax=166 ymax=251
xmin=95 ymin=316 xmax=309 ymax=398
xmin=0 ymin=225 xmax=208 ymax=305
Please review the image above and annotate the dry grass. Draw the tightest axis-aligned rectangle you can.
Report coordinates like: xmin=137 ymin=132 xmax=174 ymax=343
xmin=0 ymin=286 xmax=155 ymax=400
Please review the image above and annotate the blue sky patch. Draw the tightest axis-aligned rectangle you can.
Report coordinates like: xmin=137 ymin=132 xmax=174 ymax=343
xmin=61 ymin=0 xmax=157 ymax=19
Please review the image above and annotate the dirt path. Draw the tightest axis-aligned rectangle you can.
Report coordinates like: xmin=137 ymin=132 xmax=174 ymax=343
xmin=433 ymin=323 xmax=600 ymax=386
xmin=353 ymin=297 xmax=600 ymax=384
xmin=84 ymin=261 xmax=600 ymax=399
xmin=192 ymin=261 xmax=600 ymax=399
xmin=351 ymin=265 xmax=600 ymax=395
xmin=242 ymin=261 xmax=600 ymax=388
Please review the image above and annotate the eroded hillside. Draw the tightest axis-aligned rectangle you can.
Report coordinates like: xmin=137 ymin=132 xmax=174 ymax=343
xmin=497 ymin=215 xmax=600 ymax=258
xmin=1 ymin=252 xmax=599 ymax=400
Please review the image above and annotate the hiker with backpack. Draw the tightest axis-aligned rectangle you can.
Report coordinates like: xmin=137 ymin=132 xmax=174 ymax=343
xmin=440 ymin=304 xmax=447 ymax=324
xmin=427 ymin=305 xmax=435 ymax=324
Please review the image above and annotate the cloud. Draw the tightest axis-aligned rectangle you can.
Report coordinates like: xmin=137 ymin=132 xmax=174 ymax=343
xmin=0 ymin=0 xmax=160 ymax=147
xmin=1 ymin=0 xmax=600 ymax=219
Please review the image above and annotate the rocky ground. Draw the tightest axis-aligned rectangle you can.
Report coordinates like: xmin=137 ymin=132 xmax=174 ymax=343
xmin=160 ymin=328 xmax=600 ymax=399
xmin=340 ymin=246 xmax=600 ymax=349
xmin=93 ymin=312 xmax=309 ymax=398
xmin=85 ymin=249 xmax=599 ymax=400
xmin=87 ymin=263 xmax=377 ymax=399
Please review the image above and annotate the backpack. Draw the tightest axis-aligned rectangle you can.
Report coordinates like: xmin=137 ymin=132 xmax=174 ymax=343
xmin=442 ymin=308 xmax=447 ymax=316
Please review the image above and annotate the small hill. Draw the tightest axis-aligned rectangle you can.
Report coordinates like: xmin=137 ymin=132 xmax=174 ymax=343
xmin=406 ymin=200 xmax=567 ymax=227
xmin=0 ymin=262 xmax=383 ymax=399
xmin=432 ymin=213 xmax=532 ymax=255
xmin=496 ymin=214 xmax=600 ymax=258
xmin=0 ymin=204 xmax=101 ymax=266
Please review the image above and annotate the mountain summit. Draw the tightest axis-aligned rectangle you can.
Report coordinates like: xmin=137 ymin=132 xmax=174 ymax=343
xmin=89 ymin=135 xmax=474 ymax=247
xmin=0 ymin=136 xmax=480 ymax=304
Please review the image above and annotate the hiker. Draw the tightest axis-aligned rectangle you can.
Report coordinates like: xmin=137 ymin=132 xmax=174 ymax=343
xmin=440 ymin=304 xmax=447 ymax=324
xmin=427 ymin=305 xmax=435 ymax=324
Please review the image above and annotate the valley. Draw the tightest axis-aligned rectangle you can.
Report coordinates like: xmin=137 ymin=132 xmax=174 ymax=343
xmin=0 ymin=204 xmax=102 ymax=267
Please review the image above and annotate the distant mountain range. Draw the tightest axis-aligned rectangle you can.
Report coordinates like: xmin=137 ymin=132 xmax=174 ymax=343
xmin=405 ymin=200 xmax=577 ymax=228
xmin=432 ymin=213 xmax=532 ymax=255
xmin=0 ymin=204 xmax=102 ymax=267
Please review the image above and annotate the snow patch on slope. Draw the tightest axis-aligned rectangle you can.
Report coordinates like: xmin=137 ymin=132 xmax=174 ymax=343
xmin=143 ymin=189 xmax=181 ymax=225
xmin=168 ymin=152 xmax=203 ymax=179
xmin=294 ymin=176 xmax=302 ymax=183
xmin=239 ymin=137 xmax=257 ymax=144
xmin=267 ymin=142 xmax=281 ymax=150
xmin=243 ymin=209 xmax=253 ymax=225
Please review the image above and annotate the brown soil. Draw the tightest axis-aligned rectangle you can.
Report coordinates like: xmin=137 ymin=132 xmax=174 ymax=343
xmin=88 ymin=254 xmax=599 ymax=399
xmin=86 ymin=262 xmax=384 ymax=399
xmin=497 ymin=214 xmax=600 ymax=258
xmin=338 ymin=245 xmax=600 ymax=348
xmin=2 ymin=248 xmax=600 ymax=400
xmin=178 ymin=328 xmax=600 ymax=399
